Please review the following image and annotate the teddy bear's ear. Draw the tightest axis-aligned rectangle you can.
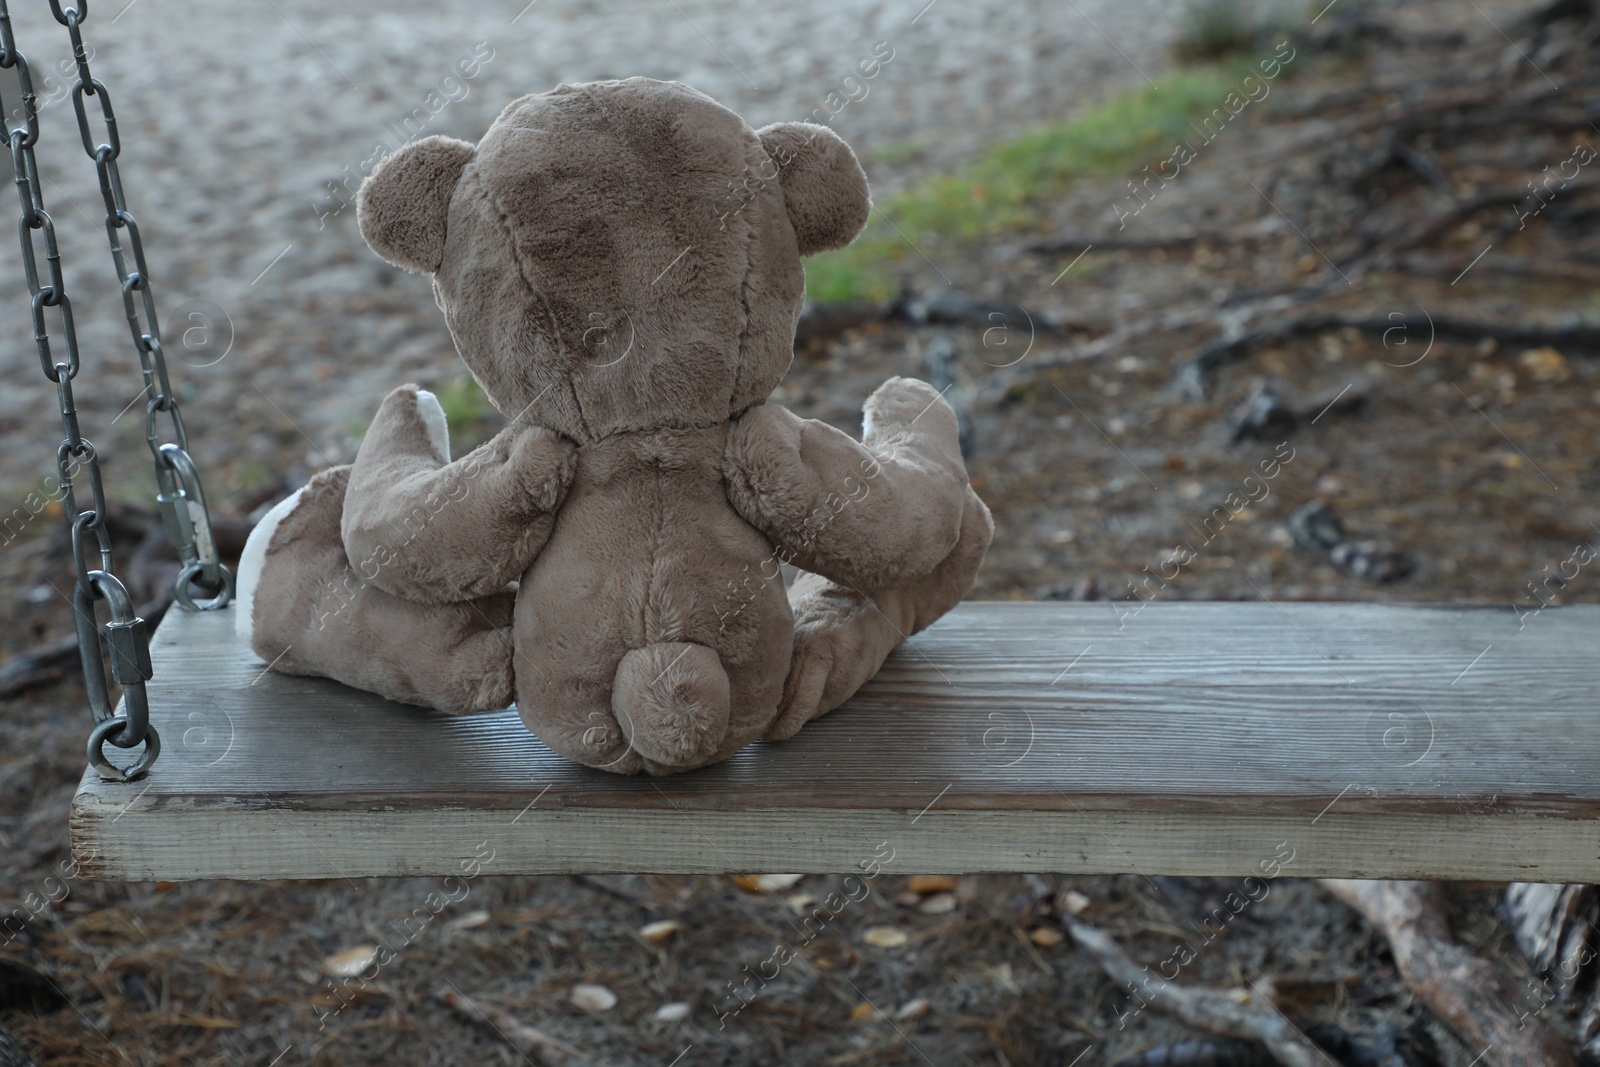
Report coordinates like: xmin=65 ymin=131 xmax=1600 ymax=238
xmin=357 ymin=135 xmax=475 ymax=273
xmin=756 ymin=122 xmax=870 ymax=256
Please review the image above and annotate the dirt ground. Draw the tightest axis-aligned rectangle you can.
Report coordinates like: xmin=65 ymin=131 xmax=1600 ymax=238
xmin=4 ymin=0 xmax=1599 ymax=1064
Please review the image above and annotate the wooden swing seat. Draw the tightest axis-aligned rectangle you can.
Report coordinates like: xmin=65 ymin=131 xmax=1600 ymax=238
xmin=70 ymin=600 xmax=1600 ymax=883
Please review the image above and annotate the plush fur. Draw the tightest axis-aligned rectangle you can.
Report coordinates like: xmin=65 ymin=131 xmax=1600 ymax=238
xmin=239 ymin=77 xmax=994 ymax=774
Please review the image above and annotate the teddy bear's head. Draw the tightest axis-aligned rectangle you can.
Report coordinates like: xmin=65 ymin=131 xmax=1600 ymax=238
xmin=356 ymin=78 xmax=870 ymax=443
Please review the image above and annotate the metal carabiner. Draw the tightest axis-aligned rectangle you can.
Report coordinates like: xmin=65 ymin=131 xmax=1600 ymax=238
xmin=75 ymin=569 xmax=159 ymax=782
xmin=158 ymin=444 xmax=233 ymax=610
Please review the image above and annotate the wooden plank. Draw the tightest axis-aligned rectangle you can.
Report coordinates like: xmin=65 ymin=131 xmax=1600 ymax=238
xmin=71 ymin=602 xmax=1600 ymax=882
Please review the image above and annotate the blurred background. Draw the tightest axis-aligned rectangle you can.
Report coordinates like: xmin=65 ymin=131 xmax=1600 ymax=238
xmin=2 ymin=0 xmax=1598 ymax=1063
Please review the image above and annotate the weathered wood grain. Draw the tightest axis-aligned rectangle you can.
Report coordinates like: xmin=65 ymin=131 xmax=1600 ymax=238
xmin=71 ymin=602 xmax=1600 ymax=881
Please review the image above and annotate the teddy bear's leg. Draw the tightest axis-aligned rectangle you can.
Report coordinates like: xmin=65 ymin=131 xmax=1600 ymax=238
xmin=767 ymin=485 xmax=993 ymax=740
xmin=237 ymin=465 xmax=517 ymax=714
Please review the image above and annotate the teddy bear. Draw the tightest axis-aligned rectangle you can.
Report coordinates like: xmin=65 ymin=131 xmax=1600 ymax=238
xmin=235 ymin=77 xmax=993 ymax=775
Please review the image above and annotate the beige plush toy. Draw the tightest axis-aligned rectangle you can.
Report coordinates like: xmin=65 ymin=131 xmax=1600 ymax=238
xmin=236 ymin=77 xmax=993 ymax=775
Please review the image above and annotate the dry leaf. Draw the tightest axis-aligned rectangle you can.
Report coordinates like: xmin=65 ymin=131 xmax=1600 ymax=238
xmin=443 ymin=909 xmax=491 ymax=932
xmin=1061 ymin=890 xmax=1092 ymax=915
xmin=732 ymin=873 xmax=803 ymax=893
xmin=892 ymin=891 xmax=922 ymax=907
xmin=754 ymin=874 xmax=804 ymax=892
xmin=907 ymin=875 xmax=957 ymax=894
xmin=918 ymin=893 xmax=958 ymax=915
xmin=895 ymin=997 xmax=932 ymax=1021
xmin=849 ymin=1002 xmax=878 ymax=1022
xmin=1029 ymin=926 xmax=1066 ymax=946
xmin=982 ymin=962 xmax=1019 ymax=993
xmin=863 ymin=927 xmax=909 ymax=948
xmin=654 ymin=1002 xmax=690 ymax=1022
xmin=1519 ymin=346 xmax=1570 ymax=382
xmin=320 ymin=945 xmax=378 ymax=978
xmin=570 ymin=983 xmax=618 ymax=1012
xmin=639 ymin=920 xmax=682 ymax=944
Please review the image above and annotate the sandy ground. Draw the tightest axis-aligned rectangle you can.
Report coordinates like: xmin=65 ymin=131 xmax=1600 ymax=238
xmin=0 ymin=0 xmax=1194 ymax=485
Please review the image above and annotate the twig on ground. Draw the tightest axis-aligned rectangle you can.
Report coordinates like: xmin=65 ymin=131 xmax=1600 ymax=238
xmin=1394 ymin=251 xmax=1600 ymax=286
xmin=569 ymin=874 xmax=646 ymax=907
xmin=1064 ymin=917 xmax=1341 ymax=1067
xmin=1502 ymin=882 xmax=1600 ymax=1064
xmin=982 ymin=300 xmax=1259 ymax=399
xmin=1023 ymin=230 xmax=1279 ymax=255
xmin=795 ymin=302 xmax=884 ymax=347
xmin=0 ymin=599 xmax=170 ymax=699
xmin=0 ymin=1026 xmax=41 ymax=1067
xmin=1320 ymin=880 xmax=1577 ymax=1067
xmin=436 ymin=985 xmax=597 ymax=1067
xmin=1178 ymin=311 xmax=1600 ymax=392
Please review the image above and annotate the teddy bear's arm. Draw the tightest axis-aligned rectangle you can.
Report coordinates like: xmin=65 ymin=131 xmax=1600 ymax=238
xmin=340 ymin=385 xmax=577 ymax=604
xmin=723 ymin=376 xmax=969 ymax=593
xmin=767 ymin=483 xmax=993 ymax=740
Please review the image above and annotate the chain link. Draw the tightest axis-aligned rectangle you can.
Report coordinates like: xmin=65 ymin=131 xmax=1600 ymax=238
xmin=1 ymin=0 xmax=152 ymax=781
xmin=55 ymin=3 xmax=233 ymax=613
xmin=1 ymin=0 xmax=231 ymax=780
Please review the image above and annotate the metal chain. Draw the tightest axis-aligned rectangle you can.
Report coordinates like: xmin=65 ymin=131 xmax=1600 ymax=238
xmin=52 ymin=0 xmax=233 ymax=615
xmin=0 ymin=0 xmax=226 ymax=781
xmin=1 ymin=0 xmax=153 ymax=781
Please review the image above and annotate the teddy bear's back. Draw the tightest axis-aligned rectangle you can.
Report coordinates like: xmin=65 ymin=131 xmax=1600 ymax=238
xmin=509 ymin=423 xmax=793 ymax=773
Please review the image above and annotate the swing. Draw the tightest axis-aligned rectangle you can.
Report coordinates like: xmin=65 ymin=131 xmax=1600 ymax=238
xmin=13 ymin=3 xmax=1600 ymax=885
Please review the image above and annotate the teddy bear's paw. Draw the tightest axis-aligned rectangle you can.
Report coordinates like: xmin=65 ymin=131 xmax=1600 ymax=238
xmin=364 ymin=384 xmax=452 ymax=464
xmin=502 ymin=424 xmax=578 ymax=514
xmin=769 ymin=591 xmax=894 ymax=741
xmin=768 ymin=638 xmax=834 ymax=741
xmin=862 ymin=376 xmax=960 ymax=445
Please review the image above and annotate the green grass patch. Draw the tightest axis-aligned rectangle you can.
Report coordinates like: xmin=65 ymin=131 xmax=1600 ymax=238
xmin=872 ymin=140 xmax=928 ymax=166
xmin=1173 ymin=0 xmax=1282 ymax=61
xmin=806 ymin=62 xmax=1259 ymax=303
xmin=434 ymin=372 xmax=493 ymax=444
xmin=346 ymin=373 xmax=498 ymax=455
xmin=804 ymin=236 xmax=902 ymax=304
